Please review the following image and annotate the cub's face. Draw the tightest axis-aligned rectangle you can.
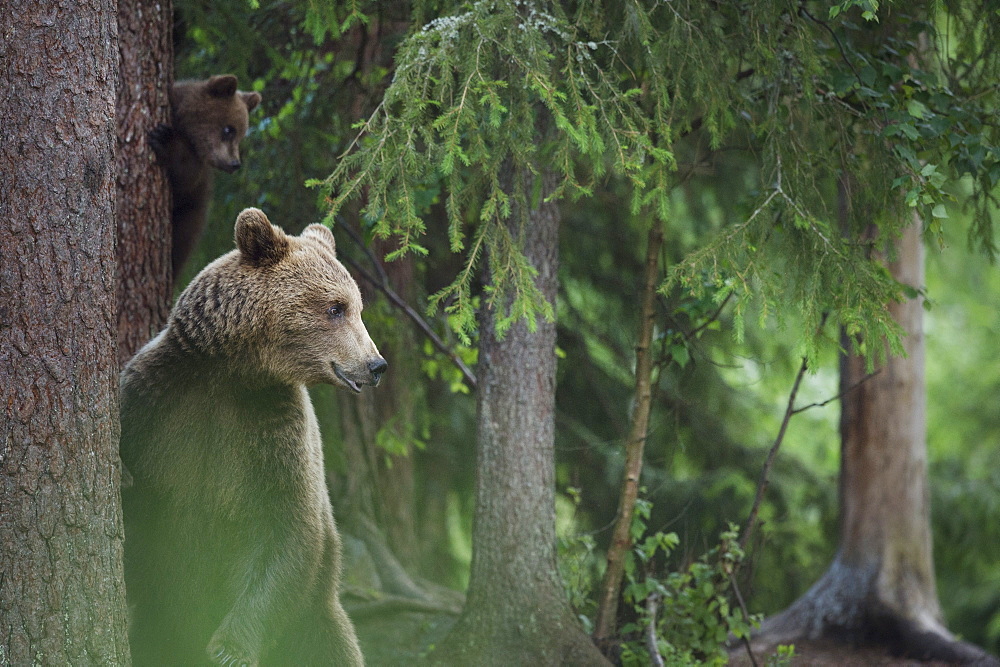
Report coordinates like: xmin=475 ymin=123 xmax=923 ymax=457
xmin=174 ymin=75 xmax=261 ymax=174
xmin=232 ymin=210 xmax=387 ymax=391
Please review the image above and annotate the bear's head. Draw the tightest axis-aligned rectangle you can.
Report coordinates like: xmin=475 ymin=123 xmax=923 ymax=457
xmin=171 ymin=208 xmax=387 ymax=391
xmin=172 ymin=75 xmax=261 ymax=174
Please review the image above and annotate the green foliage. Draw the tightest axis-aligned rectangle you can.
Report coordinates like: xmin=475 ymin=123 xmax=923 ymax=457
xmin=829 ymin=0 xmax=880 ymax=22
xmin=767 ymin=644 xmax=797 ymax=666
xmin=620 ymin=515 xmax=760 ymax=666
xmin=925 ymin=216 xmax=1000 ymax=654
xmin=314 ymin=0 xmax=1000 ymax=366
xmin=318 ymin=0 xmax=684 ymax=341
xmin=419 ymin=336 xmax=477 ymax=395
xmin=556 ymin=487 xmax=600 ymax=630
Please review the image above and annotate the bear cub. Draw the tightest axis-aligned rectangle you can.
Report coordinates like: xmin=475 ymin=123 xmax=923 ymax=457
xmin=149 ymin=75 xmax=261 ymax=278
xmin=120 ymin=208 xmax=385 ymax=666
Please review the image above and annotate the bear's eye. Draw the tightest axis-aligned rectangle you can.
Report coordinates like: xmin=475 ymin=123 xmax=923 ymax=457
xmin=221 ymin=125 xmax=236 ymax=140
xmin=327 ymin=303 xmax=346 ymax=319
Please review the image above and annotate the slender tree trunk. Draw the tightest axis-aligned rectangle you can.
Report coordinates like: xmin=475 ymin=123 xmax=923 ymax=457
xmin=116 ymin=0 xmax=173 ymax=363
xmin=751 ymin=218 xmax=997 ymax=664
xmin=593 ymin=221 xmax=664 ymax=646
xmin=432 ymin=170 xmax=608 ymax=666
xmin=0 ymin=0 xmax=130 ymax=663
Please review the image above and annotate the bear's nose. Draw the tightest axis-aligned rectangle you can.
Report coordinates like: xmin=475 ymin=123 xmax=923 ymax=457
xmin=368 ymin=358 xmax=388 ymax=385
xmin=229 ymin=160 xmax=241 ymax=171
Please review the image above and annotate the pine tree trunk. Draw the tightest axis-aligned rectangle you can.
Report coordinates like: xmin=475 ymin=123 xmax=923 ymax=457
xmin=116 ymin=0 xmax=173 ymax=362
xmin=433 ymin=170 xmax=608 ymax=666
xmin=750 ymin=218 xmax=997 ymax=664
xmin=0 ymin=0 xmax=130 ymax=662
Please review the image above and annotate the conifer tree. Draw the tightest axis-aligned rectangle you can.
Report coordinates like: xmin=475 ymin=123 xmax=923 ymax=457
xmin=1 ymin=1 xmax=130 ymax=662
xmin=325 ymin=0 xmax=1000 ymax=660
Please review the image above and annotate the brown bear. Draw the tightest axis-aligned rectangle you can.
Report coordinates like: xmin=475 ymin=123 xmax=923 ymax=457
xmin=120 ymin=208 xmax=384 ymax=666
xmin=149 ymin=75 xmax=262 ymax=279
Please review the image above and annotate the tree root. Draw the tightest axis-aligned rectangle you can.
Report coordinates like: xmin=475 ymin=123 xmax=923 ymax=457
xmin=343 ymin=590 xmax=462 ymax=619
xmin=734 ymin=600 xmax=999 ymax=665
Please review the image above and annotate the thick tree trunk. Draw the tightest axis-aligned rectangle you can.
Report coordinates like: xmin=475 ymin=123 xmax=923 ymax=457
xmin=432 ymin=171 xmax=608 ymax=666
xmin=116 ymin=0 xmax=173 ymax=363
xmin=750 ymin=219 xmax=997 ymax=664
xmin=0 ymin=0 xmax=131 ymax=663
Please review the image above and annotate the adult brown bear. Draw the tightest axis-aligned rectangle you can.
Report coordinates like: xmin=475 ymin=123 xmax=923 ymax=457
xmin=120 ymin=208 xmax=384 ymax=666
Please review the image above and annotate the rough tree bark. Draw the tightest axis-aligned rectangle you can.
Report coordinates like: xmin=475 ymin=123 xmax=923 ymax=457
xmin=116 ymin=0 xmax=173 ymax=363
xmin=432 ymin=171 xmax=609 ymax=666
xmin=749 ymin=218 xmax=998 ymax=664
xmin=0 ymin=0 xmax=131 ymax=663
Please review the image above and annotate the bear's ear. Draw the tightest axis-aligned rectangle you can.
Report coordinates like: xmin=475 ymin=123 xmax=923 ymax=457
xmin=206 ymin=74 xmax=238 ymax=98
xmin=301 ymin=224 xmax=336 ymax=256
xmin=241 ymin=91 xmax=262 ymax=112
xmin=235 ymin=208 xmax=290 ymax=267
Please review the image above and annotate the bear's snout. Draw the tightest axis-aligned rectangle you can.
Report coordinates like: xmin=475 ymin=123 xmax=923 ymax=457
xmin=368 ymin=357 xmax=388 ymax=386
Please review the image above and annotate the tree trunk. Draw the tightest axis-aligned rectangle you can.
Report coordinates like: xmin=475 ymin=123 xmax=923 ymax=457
xmin=750 ymin=218 xmax=997 ymax=664
xmin=432 ymin=170 xmax=608 ymax=666
xmin=593 ymin=221 xmax=664 ymax=646
xmin=0 ymin=0 xmax=131 ymax=663
xmin=116 ymin=0 xmax=173 ymax=363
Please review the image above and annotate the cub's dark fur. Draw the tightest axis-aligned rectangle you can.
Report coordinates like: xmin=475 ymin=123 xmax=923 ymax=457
xmin=149 ymin=75 xmax=261 ymax=278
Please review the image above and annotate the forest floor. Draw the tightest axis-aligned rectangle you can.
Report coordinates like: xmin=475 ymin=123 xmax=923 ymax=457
xmin=731 ymin=638 xmax=961 ymax=666
xmin=353 ymin=608 xmax=964 ymax=666
xmin=353 ymin=607 xmax=457 ymax=666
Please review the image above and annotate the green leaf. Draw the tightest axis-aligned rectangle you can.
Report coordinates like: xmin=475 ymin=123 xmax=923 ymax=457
xmin=670 ymin=344 xmax=690 ymax=368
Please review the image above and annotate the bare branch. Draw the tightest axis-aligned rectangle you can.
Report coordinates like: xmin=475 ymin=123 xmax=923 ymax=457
xmin=729 ymin=573 xmax=759 ymax=667
xmin=739 ymin=354 xmax=809 ymax=551
xmin=790 ymin=370 xmax=880 ymax=415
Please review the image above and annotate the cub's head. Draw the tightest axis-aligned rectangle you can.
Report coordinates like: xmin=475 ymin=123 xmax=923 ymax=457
xmin=172 ymin=75 xmax=261 ymax=173
xmin=172 ymin=208 xmax=387 ymax=391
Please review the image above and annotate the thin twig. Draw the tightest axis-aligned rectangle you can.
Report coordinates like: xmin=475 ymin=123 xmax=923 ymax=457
xmin=339 ymin=219 xmax=390 ymax=286
xmin=685 ymin=292 xmax=734 ymax=341
xmin=739 ymin=355 xmax=809 ymax=551
xmin=729 ymin=573 xmax=759 ymax=667
xmin=739 ymin=307 xmax=844 ymax=552
xmin=339 ymin=253 xmax=478 ymax=391
xmin=790 ymin=370 xmax=880 ymax=415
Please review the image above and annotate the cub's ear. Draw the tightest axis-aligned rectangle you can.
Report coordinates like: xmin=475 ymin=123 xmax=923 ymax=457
xmin=241 ymin=91 xmax=262 ymax=112
xmin=206 ymin=74 xmax=238 ymax=98
xmin=301 ymin=224 xmax=336 ymax=256
xmin=235 ymin=208 xmax=290 ymax=267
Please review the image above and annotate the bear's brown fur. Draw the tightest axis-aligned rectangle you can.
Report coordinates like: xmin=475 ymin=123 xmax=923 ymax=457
xmin=149 ymin=75 xmax=261 ymax=279
xmin=120 ymin=208 xmax=385 ymax=666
